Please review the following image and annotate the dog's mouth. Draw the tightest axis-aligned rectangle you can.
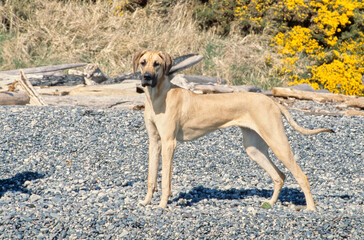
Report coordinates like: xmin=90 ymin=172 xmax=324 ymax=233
xmin=141 ymin=73 xmax=157 ymax=88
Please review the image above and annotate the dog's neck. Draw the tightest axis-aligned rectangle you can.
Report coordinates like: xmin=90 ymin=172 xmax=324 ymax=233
xmin=144 ymin=75 xmax=172 ymax=112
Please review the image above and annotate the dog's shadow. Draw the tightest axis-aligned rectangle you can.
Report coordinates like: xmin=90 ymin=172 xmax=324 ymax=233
xmin=0 ymin=171 xmax=45 ymax=198
xmin=172 ymin=185 xmax=306 ymax=206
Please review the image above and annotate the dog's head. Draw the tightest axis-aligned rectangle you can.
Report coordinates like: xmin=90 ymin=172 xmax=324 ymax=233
xmin=133 ymin=51 xmax=173 ymax=88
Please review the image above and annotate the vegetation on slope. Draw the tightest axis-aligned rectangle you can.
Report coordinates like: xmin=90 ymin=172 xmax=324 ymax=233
xmin=1 ymin=0 xmax=363 ymax=95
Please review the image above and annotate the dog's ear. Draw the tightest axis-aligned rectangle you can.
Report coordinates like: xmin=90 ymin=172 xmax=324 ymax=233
xmin=158 ymin=52 xmax=173 ymax=75
xmin=133 ymin=50 xmax=147 ymax=73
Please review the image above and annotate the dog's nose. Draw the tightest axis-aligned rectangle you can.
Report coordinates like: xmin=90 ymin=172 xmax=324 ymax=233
xmin=143 ymin=73 xmax=153 ymax=81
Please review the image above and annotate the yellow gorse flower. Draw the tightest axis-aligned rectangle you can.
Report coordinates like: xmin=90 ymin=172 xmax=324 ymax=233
xmin=273 ymin=26 xmax=322 ymax=57
xmin=266 ymin=0 xmax=364 ymax=95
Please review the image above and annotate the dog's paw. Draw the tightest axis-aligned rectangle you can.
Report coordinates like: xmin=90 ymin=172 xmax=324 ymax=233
xmin=139 ymin=200 xmax=150 ymax=206
xmin=158 ymin=202 xmax=168 ymax=208
xmin=303 ymin=205 xmax=316 ymax=211
xmin=158 ymin=204 xmax=167 ymax=209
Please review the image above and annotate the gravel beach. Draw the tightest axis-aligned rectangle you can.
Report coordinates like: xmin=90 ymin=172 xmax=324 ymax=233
xmin=0 ymin=104 xmax=363 ymax=239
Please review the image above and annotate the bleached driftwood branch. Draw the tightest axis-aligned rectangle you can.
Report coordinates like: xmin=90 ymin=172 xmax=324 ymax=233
xmin=272 ymin=87 xmax=364 ymax=109
xmin=18 ymin=70 xmax=46 ymax=106
xmin=0 ymin=63 xmax=88 ymax=75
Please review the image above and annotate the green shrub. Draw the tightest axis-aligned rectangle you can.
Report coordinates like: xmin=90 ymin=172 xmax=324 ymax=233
xmin=193 ymin=0 xmax=237 ymax=36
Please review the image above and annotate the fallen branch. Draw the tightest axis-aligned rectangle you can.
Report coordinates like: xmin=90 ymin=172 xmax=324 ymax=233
xmin=18 ymin=70 xmax=46 ymax=106
xmin=272 ymin=87 xmax=364 ymax=109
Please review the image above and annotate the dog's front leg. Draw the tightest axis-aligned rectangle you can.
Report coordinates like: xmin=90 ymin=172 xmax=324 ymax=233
xmin=140 ymin=122 xmax=161 ymax=206
xmin=159 ymin=138 xmax=177 ymax=208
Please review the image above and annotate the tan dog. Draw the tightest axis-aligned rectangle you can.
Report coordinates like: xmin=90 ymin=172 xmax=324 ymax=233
xmin=134 ymin=50 xmax=333 ymax=210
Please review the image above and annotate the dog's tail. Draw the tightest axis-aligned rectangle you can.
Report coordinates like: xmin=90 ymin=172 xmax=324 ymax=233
xmin=276 ymin=103 xmax=334 ymax=135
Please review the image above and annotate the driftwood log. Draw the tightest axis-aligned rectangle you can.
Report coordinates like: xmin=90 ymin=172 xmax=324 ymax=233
xmin=272 ymin=87 xmax=364 ymax=109
xmin=193 ymin=84 xmax=262 ymax=94
xmin=34 ymin=80 xmax=141 ymax=97
xmin=0 ymin=91 xmax=29 ymax=105
xmin=0 ymin=63 xmax=88 ymax=76
xmin=183 ymin=75 xmax=226 ymax=85
xmin=68 ymin=82 xmax=141 ymax=97
xmin=286 ymin=107 xmax=364 ymax=117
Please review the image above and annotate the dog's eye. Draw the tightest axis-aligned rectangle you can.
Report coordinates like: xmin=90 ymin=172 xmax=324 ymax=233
xmin=154 ymin=61 xmax=160 ymax=67
xmin=140 ymin=60 xmax=146 ymax=66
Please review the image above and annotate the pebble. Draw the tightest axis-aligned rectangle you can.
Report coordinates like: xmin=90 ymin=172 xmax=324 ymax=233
xmin=0 ymin=105 xmax=363 ymax=239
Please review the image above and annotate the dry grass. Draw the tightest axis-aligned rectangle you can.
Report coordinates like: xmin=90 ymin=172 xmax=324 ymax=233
xmin=0 ymin=0 xmax=283 ymax=89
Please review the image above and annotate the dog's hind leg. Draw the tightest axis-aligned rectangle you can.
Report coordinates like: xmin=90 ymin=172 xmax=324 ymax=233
xmin=241 ymin=128 xmax=286 ymax=208
xmin=256 ymin=123 xmax=316 ymax=210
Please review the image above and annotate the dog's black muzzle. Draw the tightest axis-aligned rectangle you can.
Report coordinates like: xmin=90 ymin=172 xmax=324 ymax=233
xmin=141 ymin=73 xmax=158 ymax=88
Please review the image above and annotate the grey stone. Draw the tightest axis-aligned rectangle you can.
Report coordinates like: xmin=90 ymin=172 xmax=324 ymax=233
xmin=0 ymin=105 xmax=362 ymax=239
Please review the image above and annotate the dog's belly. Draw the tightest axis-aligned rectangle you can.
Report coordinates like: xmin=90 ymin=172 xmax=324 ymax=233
xmin=175 ymin=113 xmax=259 ymax=142
xmin=176 ymin=122 xmax=237 ymax=142
xmin=176 ymin=127 xmax=213 ymax=141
